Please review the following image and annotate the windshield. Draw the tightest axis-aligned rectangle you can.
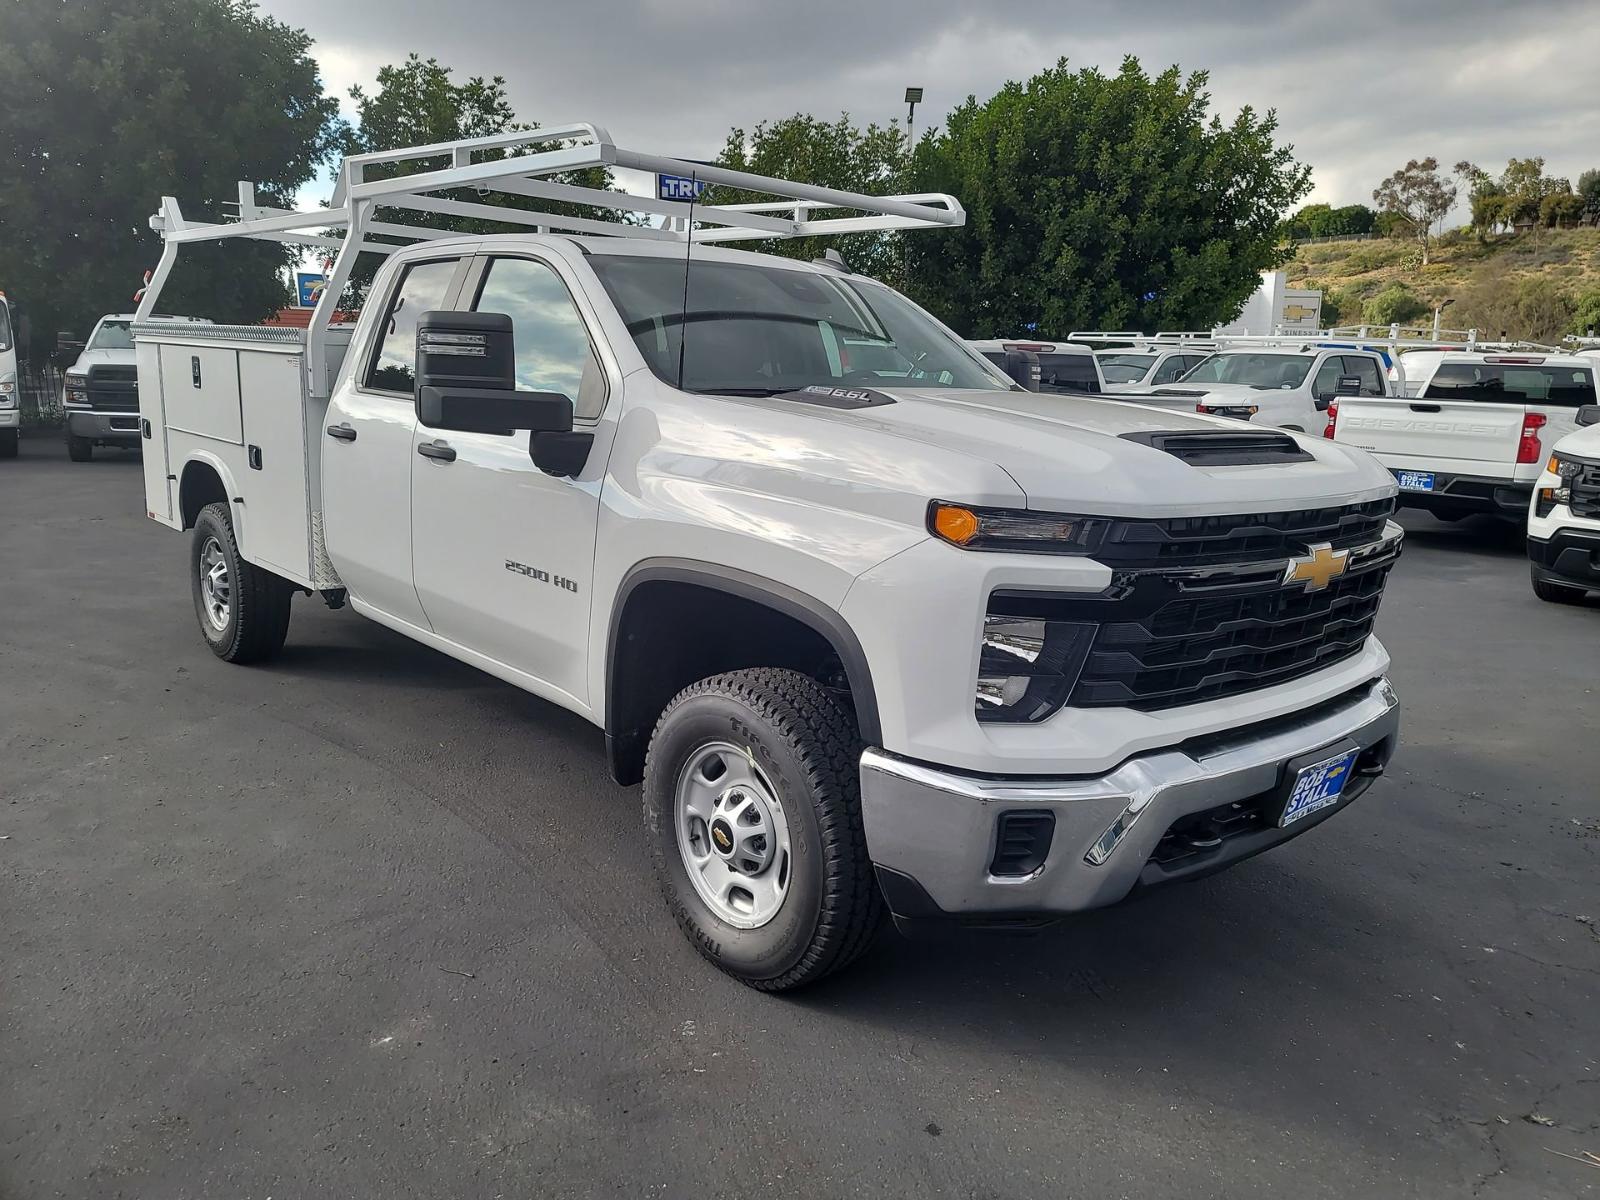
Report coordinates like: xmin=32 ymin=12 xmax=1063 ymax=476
xmin=1097 ymin=353 xmax=1155 ymax=383
xmin=89 ymin=320 xmax=134 ymax=351
xmin=588 ymin=255 xmax=1002 ymax=394
xmin=0 ymin=302 xmax=12 ymax=353
xmin=1181 ymin=352 xmax=1313 ymax=389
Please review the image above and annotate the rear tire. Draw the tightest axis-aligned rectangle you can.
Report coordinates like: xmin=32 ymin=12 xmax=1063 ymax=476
xmin=643 ymin=668 xmax=883 ymax=992
xmin=1531 ymin=570 xmax=1588 ymax=606
xmin=191 ymin=502 xmax=293 ymax=663
xmin=0 ymin=430 xmax=17 ymax=459
xmin=66 ymin=435 xmax=92 ymax=462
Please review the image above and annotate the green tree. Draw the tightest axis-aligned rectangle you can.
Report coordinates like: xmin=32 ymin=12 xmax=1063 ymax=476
xmin=337 ymin=55 xmax=621 ymax=304
xmin=1540 ymin=191 xmax=1585 ymax=228
xmin=1283 ymin=203 xmax=1374 ymax=240
xmin=1453 ymin=271 xmax=1574 ymax=344
xmin=1372 ymin=157 xmax=1456 ymax=265
xmin=1569 ymin=288 xmax=1600 ymax=337
xmin=1361 ymin=284 xmax=1428 ymax=326
xmin=0 ymin=0 xmax=341 ymax=351
xmin=1578 ymin=168 xmax=1600 ymax=223
xmin=901 ymin=57 xmax=1310 ymax=336
xmin=713 ymin=114 xmax=908 ymax=279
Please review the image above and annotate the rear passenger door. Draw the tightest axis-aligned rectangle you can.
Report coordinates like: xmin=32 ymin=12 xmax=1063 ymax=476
xmin=409 ymin=253 xmax=618 ymax=707
xmin=323 ymin=253 xmax=472 ymax=630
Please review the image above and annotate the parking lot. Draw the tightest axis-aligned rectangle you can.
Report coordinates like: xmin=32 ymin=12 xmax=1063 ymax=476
xmin=2 ymin=434 xmax=1597 ymax=1199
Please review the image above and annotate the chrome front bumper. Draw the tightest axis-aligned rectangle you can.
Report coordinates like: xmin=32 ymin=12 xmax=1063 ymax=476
xmin=860 ymin=677 xmax=1399 ymax=920
xmin=65 ymin=410 xmax=141 ymax=441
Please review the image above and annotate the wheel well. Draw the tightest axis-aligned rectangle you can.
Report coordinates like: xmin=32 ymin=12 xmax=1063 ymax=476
xmin=178 ymin=462 xmax=228 ymax=530
xmin=605 ymin=574 xmax=879 ymax=786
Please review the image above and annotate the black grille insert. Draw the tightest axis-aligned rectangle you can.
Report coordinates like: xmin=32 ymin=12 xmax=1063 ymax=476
xmin=990 ymin=811 xmax=1055 ymax=877
xmin=1094 ymin=497 xmax=1395 ymax=568
xmin=1570 ymin=461 xmax=1600 ymax=520
xmin=86 ymin=364 xmax=139 ymax=412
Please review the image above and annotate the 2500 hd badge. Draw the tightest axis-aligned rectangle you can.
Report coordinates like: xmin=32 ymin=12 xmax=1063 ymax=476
xmin=506 ymin=559 xmax=580 ymax=593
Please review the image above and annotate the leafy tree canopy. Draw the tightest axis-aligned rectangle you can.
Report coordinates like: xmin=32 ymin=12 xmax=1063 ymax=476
xmin=0 ymin=0 xmax=341 ymax=352
xmin=1372 ymin=157 xmax=1455 ymax=264
xmin=900 ymin=57 xmax=1310 ymax=337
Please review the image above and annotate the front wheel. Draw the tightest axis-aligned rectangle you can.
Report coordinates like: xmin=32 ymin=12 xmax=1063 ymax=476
xmin=0 ymin=430 xmax=17 ymax=459
xmin=66 ymin=435 xmax=92 ymax=462
xmin=643 ymin=668 xmax=883 ymax=991
xmin=190 ymin=502 xmax=293 ymax=663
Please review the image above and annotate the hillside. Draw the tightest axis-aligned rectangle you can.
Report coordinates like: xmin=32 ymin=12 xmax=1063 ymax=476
xmin=1284 ymin=228 xmax=1600 ymax=343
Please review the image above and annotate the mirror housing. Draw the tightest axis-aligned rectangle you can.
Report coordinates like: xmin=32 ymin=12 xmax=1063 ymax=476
xmin=1577 ymin=404 xmax=1600 ymax=428
xmin=415 ymin=311 xmax=574 ymax=436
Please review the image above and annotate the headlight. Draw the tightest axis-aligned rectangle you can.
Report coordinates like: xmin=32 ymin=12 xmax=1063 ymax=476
xmin=63 ymin=371 xmax=90 ymax=407
xmin=1548 ymin=453 xmax=1580 ymax=481
xmin=976 ymin=603 xmax=1096 ymax=723
xmin=0 ymin=377 xmax=15 ymax=406
xmin=930 ymin=501 xmax=1109 ymax=554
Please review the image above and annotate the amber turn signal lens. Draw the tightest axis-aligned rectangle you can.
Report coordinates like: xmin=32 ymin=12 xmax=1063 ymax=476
xmin=932 ymin=503 xmax=981 ymax=545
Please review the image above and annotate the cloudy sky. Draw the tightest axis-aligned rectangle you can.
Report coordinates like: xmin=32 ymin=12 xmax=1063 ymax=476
xmin=259 ymin=0 xmax=1600 ymax=222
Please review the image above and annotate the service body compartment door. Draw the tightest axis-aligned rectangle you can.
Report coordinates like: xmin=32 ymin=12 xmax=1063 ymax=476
xmin=160 ymin=344 xmax=243 ymax=443
xmin=135 ymin=338 xmax=176 ymax=526
xmin=237 ymin=350 xmax=314 ymax=584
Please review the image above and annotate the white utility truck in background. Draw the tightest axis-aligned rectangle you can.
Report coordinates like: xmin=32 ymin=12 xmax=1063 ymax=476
xmin=0 ymin=290 xmax=19 ymax=458
xmin=61 ymin=313 xmax=210 ymax=461
xmin=133 ymin=126 xmax=1403 ymax=991
xmin=966 ymin=339 xmax=1106 ymax=394
xmin=1527 ymin=403 xmax=1600 ymax=603
xmin=1328 ymin=351 xmax=1597 ymax=520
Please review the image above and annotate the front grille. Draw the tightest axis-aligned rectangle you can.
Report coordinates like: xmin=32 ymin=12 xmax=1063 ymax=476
xmin=86 ymin=364 xmax=138 ymax=412
xmin=1571 ymin=461 xmax=1600 ymax=519
xmin=1070 ymin=562 xmax=1390 ymax=710
xmin=1093 ymin=497 xmax=1395 ymax=568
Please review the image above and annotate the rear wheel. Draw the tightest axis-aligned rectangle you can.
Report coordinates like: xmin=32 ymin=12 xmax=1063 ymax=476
xmin=643 ymin=668 xmax=883 ymax=991
xmin=66 ymin=435 xmax=92 ymax=462
xmin=0 ymin=430 xmax=17 ymax=459
xmin=1531 ymin=570 xmax=1589 ymax=606
xmin=191 ymin=502 xmax=293 ymax=663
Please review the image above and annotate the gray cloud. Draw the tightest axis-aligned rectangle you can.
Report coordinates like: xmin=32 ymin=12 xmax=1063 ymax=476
xmin=259 ymin=0 xmax=1600 ymax=218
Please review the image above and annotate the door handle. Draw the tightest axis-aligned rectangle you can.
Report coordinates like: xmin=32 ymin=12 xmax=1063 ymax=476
xmin=1409 ymin=403 xmax=1442 ymax=413
xmin=326 ymin=423 xmax=357 ymax=442
xmin=417 ymin=439 xmax=457 ymax=463
xmin=140 ymin=418 xmax=152 ymax=439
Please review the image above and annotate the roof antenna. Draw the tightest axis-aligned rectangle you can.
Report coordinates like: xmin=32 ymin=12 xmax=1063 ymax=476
xmin=675 ymin=170 xmax=698 ymax=392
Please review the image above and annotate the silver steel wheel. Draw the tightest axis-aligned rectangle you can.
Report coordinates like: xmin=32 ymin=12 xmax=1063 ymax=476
xmin=198 ymin=535 xmax=233 ymax=633
xmin=675 ymin=741 xmax=792 ymax=929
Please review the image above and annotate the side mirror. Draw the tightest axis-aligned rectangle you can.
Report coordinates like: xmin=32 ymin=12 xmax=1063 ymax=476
xmin=1578 ymin=404 xmax=1600 ymax=428
xmin=54 ymin=334 xmax=85 ymax=366
xmin=1001 ymin=349 xmax=1041 ymax=391
xmin=415 ymin=311 xmax=573 ymax=436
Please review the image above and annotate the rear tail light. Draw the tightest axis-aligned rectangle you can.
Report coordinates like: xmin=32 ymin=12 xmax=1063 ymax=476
xmin=1323 ymin=400 xmax=1339 ymax=439
xmin=1517 ymin=412 xmax=1547 ymax=464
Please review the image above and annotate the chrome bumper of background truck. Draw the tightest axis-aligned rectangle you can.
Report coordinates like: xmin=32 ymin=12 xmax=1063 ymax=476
xmin=65 ymin=410 xmax=142 ymax=441
xmin=860 ymin=677 xmax=1399 ymax=924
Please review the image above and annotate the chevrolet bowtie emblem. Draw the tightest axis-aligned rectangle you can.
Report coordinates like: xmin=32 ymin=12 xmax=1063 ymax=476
xmin=1283 ymin=543 xmax=1350 ymax=591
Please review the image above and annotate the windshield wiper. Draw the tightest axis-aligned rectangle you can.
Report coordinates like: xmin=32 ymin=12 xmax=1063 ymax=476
xmin=694 ymin=386 xmax=796 ymax=397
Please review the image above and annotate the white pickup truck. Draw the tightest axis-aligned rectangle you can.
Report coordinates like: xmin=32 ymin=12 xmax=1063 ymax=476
xmin=1527 ymin=404 xmax=1600 ymax=603
xmin=1328 ymin=352 xmax=1597 ymax=519
xmin=132 ymin=129 xmax=1404 ymax=990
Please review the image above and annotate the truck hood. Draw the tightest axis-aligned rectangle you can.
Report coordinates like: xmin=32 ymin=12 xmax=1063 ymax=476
xmin=67 ymin=347 xmax=135 ymax=373
xmin=1552 ymin=421 xmax=1600 ymax=460
xmin=716 ymin=386 xmax=1397 ymax=518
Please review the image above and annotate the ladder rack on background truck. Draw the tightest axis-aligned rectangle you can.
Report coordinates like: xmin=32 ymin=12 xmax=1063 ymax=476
xmin=132 ymin=123 xmax=965 ymax=400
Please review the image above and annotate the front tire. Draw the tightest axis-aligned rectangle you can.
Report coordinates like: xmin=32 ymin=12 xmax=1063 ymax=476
xmin=1531 ymin=569 xmax=1588 ymax=606
xmin=643 ymin=668 xmax=883 ymax=992
xmin=0 ymin=430 xmax=17 ymax=459
xmin=66 ymin=435 xmax=92 ymax=462
xmin=190 ymin=502 xmax=293 ymax=663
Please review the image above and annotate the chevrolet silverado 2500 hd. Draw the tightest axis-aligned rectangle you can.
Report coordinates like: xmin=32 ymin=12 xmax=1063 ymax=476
xmin=132 ymin=129 xmax=1403 ymax=991
xmin=1527 ymin=403 xmax=1600 ymax=603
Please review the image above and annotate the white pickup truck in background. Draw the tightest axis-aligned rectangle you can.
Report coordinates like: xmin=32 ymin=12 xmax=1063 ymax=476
xmin=62 ymin=313 xmax=210 ymax=461
xmin=0 ymin=289 xmax=18 ymax=459
xmin=1526 ymin=403 xmax=1600 ymax=603
xmin=131 ymin=128 xmax=1404 ymax=991
xmin=1328 ymin=352 xmax=1597 ymax=520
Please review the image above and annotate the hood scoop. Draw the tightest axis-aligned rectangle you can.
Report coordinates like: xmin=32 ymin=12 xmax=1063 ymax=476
xmin=1120 ymin=429 xmax=1314 ymax=466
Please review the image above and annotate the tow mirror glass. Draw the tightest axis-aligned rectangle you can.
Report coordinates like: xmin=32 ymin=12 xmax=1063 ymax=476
xmin=414 ymin=311 xmax=573 ymax=436
xmin=1577 ymin=404 xmax=1600 ymax=428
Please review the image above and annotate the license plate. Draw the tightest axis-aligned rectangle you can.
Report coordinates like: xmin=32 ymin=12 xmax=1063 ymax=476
xmin=1395 ymin=470 xmax=1435 ymax=492
xmin=1279 ymin=748 xmax=1360 ymax=828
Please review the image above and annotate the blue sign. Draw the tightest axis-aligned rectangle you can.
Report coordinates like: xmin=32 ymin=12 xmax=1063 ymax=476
xmin=657 ymin=173 xmax=708 ymax=203
xmin=295 ymin=271 xmax=326 ymax=308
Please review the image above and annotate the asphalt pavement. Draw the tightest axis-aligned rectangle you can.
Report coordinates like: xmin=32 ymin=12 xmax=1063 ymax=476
xmin=2 ymin=432 xmax=1597 ymax=1200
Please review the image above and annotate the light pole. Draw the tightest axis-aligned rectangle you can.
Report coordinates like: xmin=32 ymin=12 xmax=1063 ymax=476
xmin=1432 ymin=296 xmax=1456 ymax=338
xmin=904 ymin=87 xmax=923 ymax=165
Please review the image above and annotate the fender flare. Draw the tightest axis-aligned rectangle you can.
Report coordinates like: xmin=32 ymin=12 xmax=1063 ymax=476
xmin=605 ymin=558 xmax=884 ymax=773
xmin=177 ymin=451 xmax=242 ymax=530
